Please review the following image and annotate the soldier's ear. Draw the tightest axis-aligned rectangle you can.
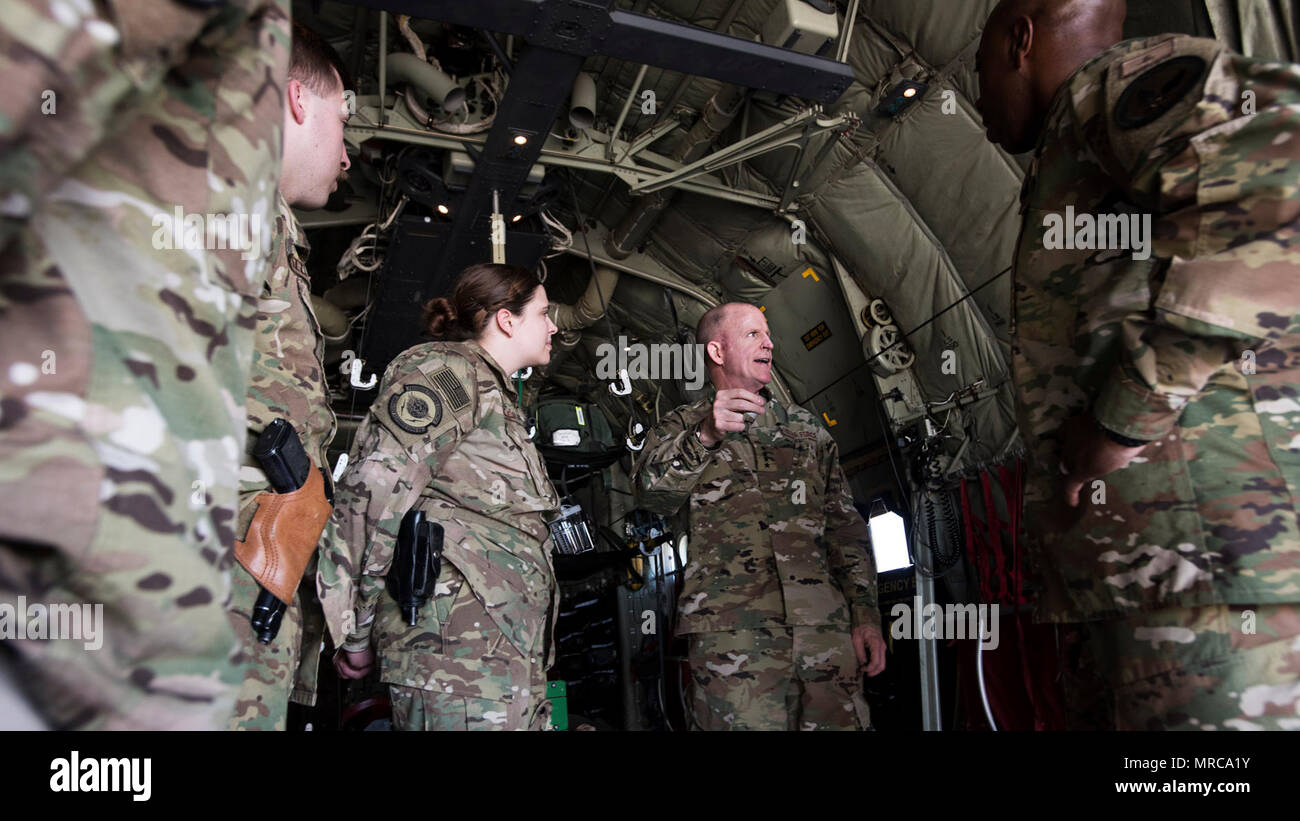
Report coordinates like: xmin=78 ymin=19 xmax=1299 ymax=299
xmin=287 ymin=78 xmax=309 ymax=125
xmin=1009 ymin=15 xmax=1033 ymax=69
xmin=706 ymin=339 xmax=725 ymax=366
xmin=493 ymin=307 xmax=516 ymax=338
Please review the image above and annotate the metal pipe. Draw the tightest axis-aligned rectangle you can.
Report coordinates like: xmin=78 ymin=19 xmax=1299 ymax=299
xmin=570 ymin=72 xmax=597 ymax=131
xmin=553 ymin=265 xmax=620 ymax=330
xmin=605 ymin=84 xmax=745 ymax=257
xmin=378 ymin=11 xmax=388 ymax=126
xmin=480 ymin=29 xmax=513 ymax=74
xmin=836 ymin=0 xmax=861 ymax=63
xmin=607 ymin=64 xmax=649 ymax=160
xmin=386 ymin=52 xmax=466 ymax=113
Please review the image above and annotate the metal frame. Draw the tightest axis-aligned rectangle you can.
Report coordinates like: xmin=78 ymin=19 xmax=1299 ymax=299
xmin=347 ymin=100 xmax=854 ymax=212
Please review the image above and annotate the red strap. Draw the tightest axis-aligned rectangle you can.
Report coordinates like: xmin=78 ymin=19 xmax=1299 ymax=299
xmin=959 ymin=478 xmax=988 ymax=602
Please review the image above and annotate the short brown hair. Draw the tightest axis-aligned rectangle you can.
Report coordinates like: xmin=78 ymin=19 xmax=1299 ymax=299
xmin=290 ymin=21 xmax=352 ymax=96
xmin=696 ymin=303 xmax=737 ymax=347
xmin=423 ymin=263 xmax=542 ymax=341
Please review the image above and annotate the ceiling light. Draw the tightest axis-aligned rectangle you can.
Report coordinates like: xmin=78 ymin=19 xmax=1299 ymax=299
xmin=513 ymin=134 xmax=528 ymax=145
xmin=436 ymin=204 xmax=449 ymax=215
xmin=512 ymin=214 xmax=522 ymax=222
xmin=874 ymin=80 xmax=929 ymax=118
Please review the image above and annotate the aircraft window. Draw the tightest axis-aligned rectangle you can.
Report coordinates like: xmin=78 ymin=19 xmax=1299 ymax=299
xmin=868 ymin=510 xmax=912 ymax=573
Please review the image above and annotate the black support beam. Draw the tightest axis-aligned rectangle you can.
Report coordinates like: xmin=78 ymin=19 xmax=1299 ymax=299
xmin=340 ymin=0 xmax=854 ymax=102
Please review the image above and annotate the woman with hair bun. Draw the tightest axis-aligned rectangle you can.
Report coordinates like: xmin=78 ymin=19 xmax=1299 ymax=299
xmin=328 ymin=262 xmax=561 ymax=730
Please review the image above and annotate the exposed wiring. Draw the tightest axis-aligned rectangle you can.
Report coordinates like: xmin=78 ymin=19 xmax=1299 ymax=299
xmin=396 ymin=15 xmax=429 ymax=63
xmin=540 ymin=207 xmax=574 ymax=256
xmin=336 ymin=194 xmax=407 ymax=280
xmin=977 ymin=609 xmax=998 ymax=731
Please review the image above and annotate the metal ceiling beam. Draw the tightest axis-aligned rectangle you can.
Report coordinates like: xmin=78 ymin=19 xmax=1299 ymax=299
xmin=338 ymin=0 xmax=855 ymax=102
xmin=346 ymin=102 xmax=788 ymax=209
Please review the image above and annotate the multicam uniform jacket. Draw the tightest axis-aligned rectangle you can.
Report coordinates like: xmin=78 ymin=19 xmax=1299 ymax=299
xmin=228 ymin=194 xmax=340 ymax=726
xmin=1013 ymin=34 xmax=1300 ymax=621
xmin=634 ymin=388 xmax=881 ymax=634
xmin=331 ymin=340 xmax=560 ymax=703
xmin=0 ymin=0 xmax=289 ymax=729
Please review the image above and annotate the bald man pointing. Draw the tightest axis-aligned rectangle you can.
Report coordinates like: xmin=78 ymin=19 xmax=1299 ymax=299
xmin=635 ymin=303 xmax=885 ymax=731
xmin=978 ymin=0 xmax=1300 ymax=729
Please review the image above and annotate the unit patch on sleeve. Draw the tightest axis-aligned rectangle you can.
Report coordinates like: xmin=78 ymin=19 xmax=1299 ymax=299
xmin=1114 ymin=55 xmax=1207 ymax=130
xmin=389 ymin=384 xmax=443 ymax=434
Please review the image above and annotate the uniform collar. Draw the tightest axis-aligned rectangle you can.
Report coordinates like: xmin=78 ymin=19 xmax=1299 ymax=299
xmin=462 ymin=339 xmax=518 ymax=398
xmin=277 ymin=193 xmax=312 ymax=262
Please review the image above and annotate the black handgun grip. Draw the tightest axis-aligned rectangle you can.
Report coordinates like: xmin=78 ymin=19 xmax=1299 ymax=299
xmin=387 ymin=510 xmax=444 ymax=626
xmin=246 ymin=419 xmax=321 ymax=643
xmin=254 ymin=418 xmax=311 ymax=493
xmin=251 ymin=588 xmax=286 ymax=644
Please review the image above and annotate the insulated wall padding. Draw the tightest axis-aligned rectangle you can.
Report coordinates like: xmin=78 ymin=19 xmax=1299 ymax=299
xmin=726 ymin=218 xmax=834 ymax=284
xmin=873 ymin=96 xmax=1021 ymax=345
xmin=858 ymin=0 xmax=1001 ymax=73
xmin=646 ymin=196 xmax=763 ymax=283
xmin=717 ymin=264 xmax=773 ymax=306
xmin=837 ymin=14 xmax=907 ymax=105
xmin=808 ymin=162 xmax=1017 ymax=447
xmin=604 ymin=275 xmax=690 ymax=341
xmin=1205 ymin=0 xmax=1300 ymax=60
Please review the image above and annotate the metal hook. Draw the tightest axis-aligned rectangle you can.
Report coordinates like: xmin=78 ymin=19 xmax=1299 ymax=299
xmin=348 ymin=357 xmax=377 ymax=390
xmin=626 ymin=421 xmax=645 ymax=452
xmin=610 ymin=368 xmax=632 ymax=396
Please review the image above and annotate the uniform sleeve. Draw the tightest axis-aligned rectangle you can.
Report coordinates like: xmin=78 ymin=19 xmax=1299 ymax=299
xmin=633 ymin=402 xmax=716 ymax=517
xmin=819 ymin=432 xmax=880 ymax=632
xmin=1085 ymin=51 xmax=1300 ymax=440
xmin=0 ymin=0 xmax=256 ymax=249
xmin=332 ymin=360 xmax=471 ymax=653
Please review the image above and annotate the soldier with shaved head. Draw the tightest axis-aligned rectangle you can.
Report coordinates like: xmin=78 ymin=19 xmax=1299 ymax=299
xmin=978 ymin=0 xmax=1300 ymax=729
xmin=635 ymin=302 xmax=885 ymax=730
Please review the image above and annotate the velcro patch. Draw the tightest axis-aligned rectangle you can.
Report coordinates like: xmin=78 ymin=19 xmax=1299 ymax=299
xmin=1114 ymin=55 xmax=1207 ymax=130
xmin=1119 ymin=39 xmax=1176 ymax=79
xmin=430 ymin=367 xmax=471 ymax=411
xmin=389 ymin=384 xmax=442 ymax=434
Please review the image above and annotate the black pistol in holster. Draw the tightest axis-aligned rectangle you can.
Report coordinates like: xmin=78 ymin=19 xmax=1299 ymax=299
xmin=385 ymin=509 xmax=443 ymax=626
xmin=239 ymin=418 xmax=334 ymax=644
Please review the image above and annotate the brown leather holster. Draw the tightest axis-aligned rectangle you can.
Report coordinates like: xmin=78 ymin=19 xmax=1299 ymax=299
xmin=235 ymin=466 xmax=332 ymax=604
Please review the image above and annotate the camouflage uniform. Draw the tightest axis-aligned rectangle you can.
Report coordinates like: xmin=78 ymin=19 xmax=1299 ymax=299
xmin=227 ymin=194 xmax=338 ymax=730
xmin=635 ymin=387 xmax=879 ymax=730
xmin=1012 ymin=34 xmax=1300 ymax=729
xmin=0 ymin=0 xmax=289 ymax=729
xmin=331 ymin=340 xmax=560 ymax=731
